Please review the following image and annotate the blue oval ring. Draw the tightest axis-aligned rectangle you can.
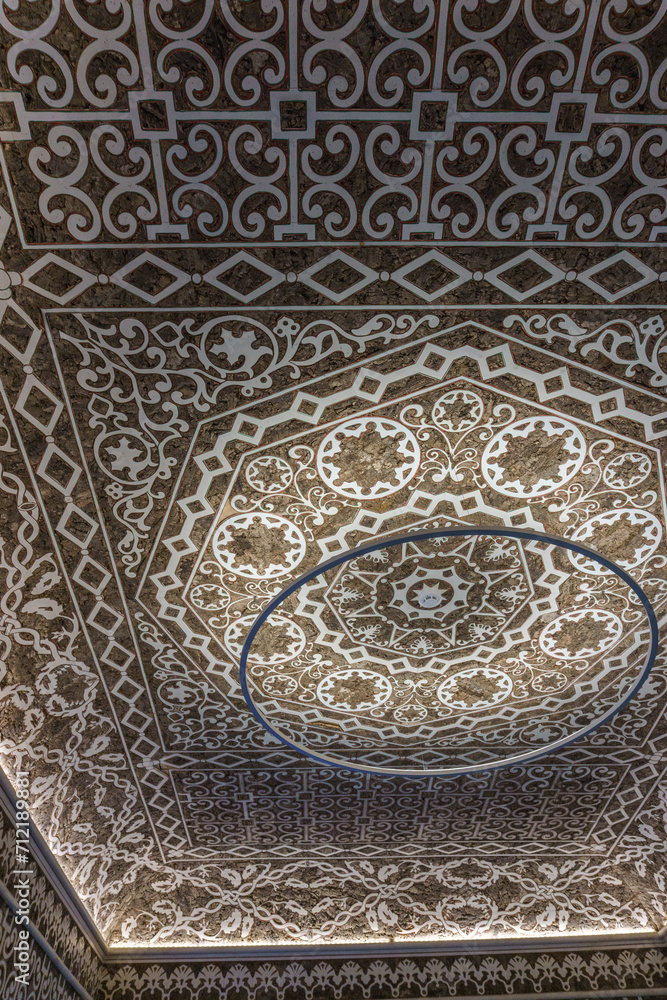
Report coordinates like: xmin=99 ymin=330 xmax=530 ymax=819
xmin=240 ymin=527 xmax=659 ymax=776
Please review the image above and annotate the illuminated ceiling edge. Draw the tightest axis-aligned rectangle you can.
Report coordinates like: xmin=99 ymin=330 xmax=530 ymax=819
xmin=2 ymin=765 xmax=666 ymax=964
xmin=103 ymin=929 xmax=667 ymax=963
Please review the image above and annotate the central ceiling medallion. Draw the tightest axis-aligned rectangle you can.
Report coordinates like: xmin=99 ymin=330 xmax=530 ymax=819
xmin=240 ymin=529 xmax=657 ymax=776
xmin=160 ymin=358 xmax=667 ymax=781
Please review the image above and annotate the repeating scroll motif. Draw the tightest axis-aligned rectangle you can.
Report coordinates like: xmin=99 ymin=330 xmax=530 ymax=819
xmin=1 ymin=0 xmax=667 ymax=963
xmin=175 ymin=763 xmax=625 ymax=857
xmin=2 ymin=1 xmax=667 ymax=243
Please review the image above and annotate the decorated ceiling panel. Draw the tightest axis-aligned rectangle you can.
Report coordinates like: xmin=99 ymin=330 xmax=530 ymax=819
xmin=1 ymin=0 xmax=667 ymax=247
xmin=1 ymin=0 xmax=667 ymax=961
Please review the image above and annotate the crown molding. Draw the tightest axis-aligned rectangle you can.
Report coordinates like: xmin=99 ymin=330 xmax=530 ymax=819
xmin=104 ymin=928 xmax=667 ymax=964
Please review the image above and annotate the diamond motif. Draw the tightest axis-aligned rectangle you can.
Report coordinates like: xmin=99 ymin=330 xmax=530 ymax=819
xmin=298 ymin=251 xmax=377 ymax=302
xmin=140 ymin=770 xmax=167 ymax=790
xmin=0 ymin=300 xmax=41 ymax=363
xmin=15 ymin=375 xmax=64 ymax=434
xmin=577 ymin=251 xmax=658 ymax=302
xmin=391 ymin=251 xmax=472 ymax=301
xmin=121 ymin=707 xmax=151 ymax=733
xmin=112 ymin=675 xmax=144 ymax=704
xmin=109 ymin=253 xmax=190 ymax=304
xmin=203 ymin=251 xmax=285 ymax=302
xmin=36 ymin=442 xmax=81 ymax=495
xmin=72 ymin=554 xmax=112 ymax=597
xmin=56 ymin=503 xmax=98 ymax=548
xmin=3 ymin=0 xmax=667 ymax=955
xmin=86 ymin=600 xmax=124 ymax=637
xmin=484 ymin=251 xmax=566 ymax=301
xmin=101 ymin=641 xmax=134 ymax=672
xmin=20 ymin=253 xmax=97 ymax=304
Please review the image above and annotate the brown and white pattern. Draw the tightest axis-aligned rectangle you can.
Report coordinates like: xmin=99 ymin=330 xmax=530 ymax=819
xmin=1 ymin=0 xmax=667 ymax=246
xmin=0 ymin=0 xmax=667 ymax=971
xmin=0 ymin=1 xmax=666 ymax=313
xmin=99 ymin=952 xmax=667 ymax=1000
xmin=0 ymin=305 xmax=663 ymax=946
xmin=150 ymin=336 xmax=664 ymax=772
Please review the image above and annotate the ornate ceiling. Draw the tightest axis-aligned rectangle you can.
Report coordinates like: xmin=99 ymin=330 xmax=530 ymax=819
xmin=1 ymin=0 xmax=667 ymax=963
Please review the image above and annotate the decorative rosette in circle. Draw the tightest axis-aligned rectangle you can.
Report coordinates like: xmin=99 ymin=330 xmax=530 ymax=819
xmin=239 ymin=528 xmax=658 ymax=777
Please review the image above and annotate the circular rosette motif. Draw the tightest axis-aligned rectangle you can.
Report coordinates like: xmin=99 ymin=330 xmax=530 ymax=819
xmin=325 ymin=534 xmax=541 ymax=660
xmin=157 ymin=677 xmax=202 ymax=710
xmin=437 ymin=667 xmax=513 ymax=710
xmin=212 ymin=512 xmax=306 ymax=579
xmin=245 ymin=456 xmax=293 ymax=494
xmin=189 ymin=582 xmax=228 ymax=611
xmin=432 ymin=389 xmax=484 ymax=432
xmin=539 ymin=609 xmax=623 ymax=661
xmin=603 ymin=452 xmax=652 ymax=489
xmin=224 ymin=614 xmax=306 ymax=664
xmin=95 ymin=429 xmax=154 ymax=484
xmin=240 ymin=528 xmax=658 ymax=777
xmin=531 ymin=671 xmax=568 ymax=694
xmin=317 ymin=669 xmax=392 ymax=713
xmin=482 ymin=416 xmax=587 ymax=497
xmin=569 ymin=509 xmax=662 ymax=574
xmin=317 ymin=417 xmax=420 ymax=499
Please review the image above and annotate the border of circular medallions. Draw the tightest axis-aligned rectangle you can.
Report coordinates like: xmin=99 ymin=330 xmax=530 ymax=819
xmin=240 ymin=528 xmax=659 ymax=777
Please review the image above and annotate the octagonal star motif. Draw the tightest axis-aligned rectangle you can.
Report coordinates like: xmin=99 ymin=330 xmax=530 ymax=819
xmin=140 ymin=321 xmax=667 ymax=772
xmin=325 ymin=534 xmax=542 ymax=659
xmin=235 ymin=522 xmax=653 ymax=765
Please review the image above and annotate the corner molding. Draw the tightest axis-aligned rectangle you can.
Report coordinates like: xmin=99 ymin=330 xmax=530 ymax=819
xmin=0 ymin=765 xmax=106 ymax=961
xmin=105 ymin=928 xmax=667 ymax=964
